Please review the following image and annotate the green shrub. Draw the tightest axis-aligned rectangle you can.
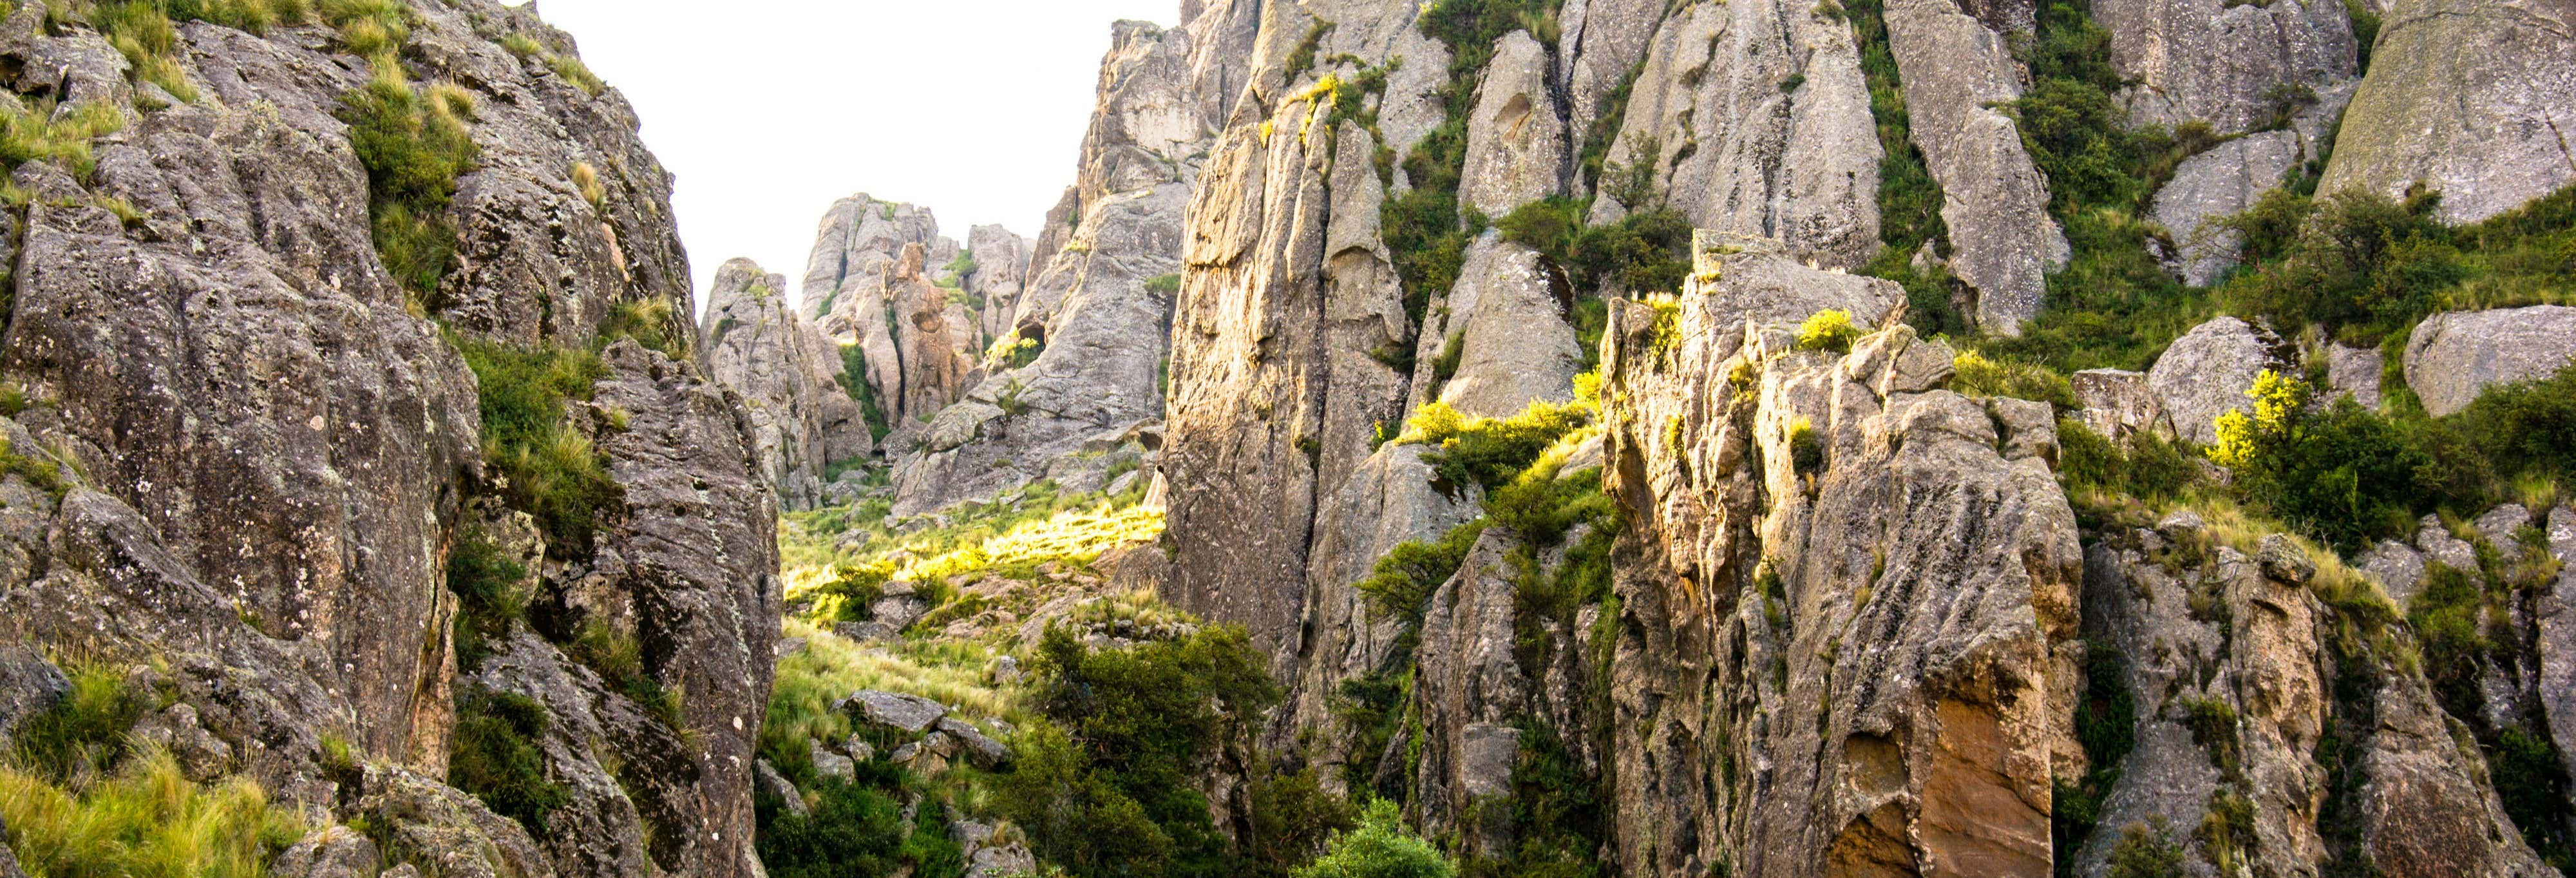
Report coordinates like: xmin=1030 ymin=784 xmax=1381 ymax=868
xmin=1949 ymin=351 xmax=2079 ymax=408
xmin=755 ymin=767 xmax=963 ymax=878
xmin=448 ymin=689 xmax=568 ymax=837
xmin=1397 ymin=400 xmax=1594 ymax=491
xmin=455 ymin=339 xmax=618 ymax=558
xmin=447 ymin=523 xmax=530 ymax=669
xmin=0 ymin=749 xmax=307 ymax=878
xmin=2490 ymin=727 xmax=2576 ymax=868
xmin=1001 ymin=624 xmax=1282 ymax=878
xmin=1295 ymin=799 xmax=1455 ymax=878
xmin=2208 ymin=372 xmax=2437 ymax=551
xmin=1358 ymin=520 xmax=1490 ymax=626
xmin=1247 ymin=768 xmax=1359 ymax=877
xmin=10 ymin=665 xmax=151 ymax=783
xmin=2452 ymin=362 xmax=2576 ymax=488
xmin=343 ymin=58 xmax=478 ymax=301
xmin=600 ymin=296 xmax=689 ymax=359
xmin=2104 ymin=821 xmax=2188 ymax=878
xmin=1145 ymin=272 xmax=1182 ymax=295
xmin=1786 ymin=418 xmax=1825 ymax=477
xmin=1568 ymin=208 xmax=1692 ymax=296
xmin=2057 ymin=419 xmax=2195 ymax=502
xmin=2409 ymin=563 xmax=2491 ymax=719
xmin=2179 ymin=696 xmax=2241 ymax=776
xmin=838 ymin=343 xmax=893 ymax=441
xmin=1794 ymin=309 xmax=1860 ymax=353
xmin=565 ymin=620 xmax=681 ymax=728
xmin=1842 ymin=0 xmax=1946 ymax=263
xmin=0 ymin=97 xmax=126 ymax=177
xmin=0 ymin=436 xmax=70 ymax=498
xmin=547 ymin=54 xmax=605 ymax=96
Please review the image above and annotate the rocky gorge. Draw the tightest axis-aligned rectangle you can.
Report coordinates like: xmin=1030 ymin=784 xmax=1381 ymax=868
xmin=4 ymin=0 xmax=2576 ymax=877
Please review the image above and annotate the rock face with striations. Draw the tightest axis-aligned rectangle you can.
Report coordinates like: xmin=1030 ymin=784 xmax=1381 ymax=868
xmin=1407 ymin=234 xmax=1583 ymax=417
xmin=1594 ymin=272 xmax=2085 ymax=876
xmin=1584 ymin=0 xmax=1882 ymax=269
xmin=2320 ymin=0 xmax=2576 ymax=224
xmin=702 ymin=258 xmax=873 ymax=509
xmin=0 ymin=3 xmax=775 ymax=876
xmin=1884 ymin=0 xmax=2069 ymax=332
xmin=1457 ymin=30 xmax=1566 ymax=216
xmin=805 ymin=193 xmax=953 ymax=323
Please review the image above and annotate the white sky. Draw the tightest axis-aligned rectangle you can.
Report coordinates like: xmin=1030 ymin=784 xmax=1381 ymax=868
xmin=513 ymin=0 xmax=1179 ymax=309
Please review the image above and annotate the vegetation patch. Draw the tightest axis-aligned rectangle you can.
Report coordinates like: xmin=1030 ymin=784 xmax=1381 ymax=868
xmin=1296 ymin=799 xmax=1455 ymax=878
xmin=342 ymin=54 xmax=479 ymax=305
xmin=453 ymin=337 xmax=618 ymax=559
xmin=0 ymin=749 xmax=306 ymax=877
xmin=448 ymin=688 xmax=569 ymax=838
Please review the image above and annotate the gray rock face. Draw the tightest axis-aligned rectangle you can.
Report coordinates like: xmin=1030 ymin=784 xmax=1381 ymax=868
xmin=0 ymin=4 xmax=768 ymax=877
xmin=1884 ymin=0 xmax=2069 ymax=332
xmin=1458 ymin=31 xmax=1566 ymax=216
xmin=804 ymin=194 xmax=945 ymax=320
xmin=2325 ymin=341 xmax=2385 ymax=411
xmin=937 ymin=716 xmax=1015 ymax=769
xmin=1408 ymin=530 xmax=1536 ymax=859
xmin=1283 ymin=442 xmax=1486 ymax=778
xmin=1164 ymin=104 xmax=1412 ymax=676
xmin=1599 ymin=309 xmax=2083 ymax=877
xmin=1587 ymin=0 xmax=1882 ymax=269
xmin=2147 ymin=316 xmax=2291 ymax=444
xmin=2358 ymin=539 xmax=2427 ymax=603
xmin=2096 ymin=0 xmax=2358 ymax=133
xmin=2320 ymin=0 xmax=2576 ymax=224
xmin=1558 ymin=0 xmax=1666 ymax=146
xmin=2403 ymin=305 xmax=2576 ymax=416
xmin=2072 ymin=368 xmax=2174 ymax=439
xmin=1676 ymin=232 xmax=1906 ymax=342
xmin=844 ymin=689 xmax=949 ymax=734
xmin=702 ymin=258 xmax=871 ymax=510
xmin=1410 ymin=235 xmax=1582 ymax=418
xmin=2543 ymin=506 xmax=2576 ymax=788
xmin=0 ymin=646 xmax=67 ymax=752
xmin=967 ymin=224 xmax=1032 ymax=341
xmin=2150 ymin=131 xmax=2302 ymax=286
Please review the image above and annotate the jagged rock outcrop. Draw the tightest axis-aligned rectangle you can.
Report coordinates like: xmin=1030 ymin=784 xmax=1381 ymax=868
xmin=885 ymin=14 xmax=1224 ymax=516
xmin=703 ymin=258 xmax=873 ymax=509
xmin=2320 ymin=0 xmax=2576 ymax=224
xmin=1884 ymin=0 xmax=2069 ymax=332
xmin=1165 ymin=110 xmax=1415 ymax=672
xmin=1283 ymin=443 xmax=1484 ymax=778
xmin=1408 ymin=234 xmax=1582 ymax=417
xmin=0 ymin=3 xmax=774 ymax=875
xmin=885 ymin=245 xmax=980 ymax=425
xmin=1459 ymin=30 xmax=1566 ymax=215
xmin=2401 ymin=305 xmax=2576 ymax=416
xmin=968 ymin=224 xmax=1032 ymax=340
xmin=2079 ymin=517 xmax=2559 ymax=878
xmin=804 ymin=194 xmax=951 ymax=322
xmin=1596 ymin=274 xmax=2084 ymax=876
xmin=2147 ymin=316 xmax=2290 ymax=443
xmin=1586 ymin=0 xmax=1882 ymax=269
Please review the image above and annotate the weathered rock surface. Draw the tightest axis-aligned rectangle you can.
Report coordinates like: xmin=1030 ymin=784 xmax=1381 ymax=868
xmin=1458 ymin=30 xmax=1566 ymax=215
xmin=2320 ymin=0 xmax=2576 ymax=223
xmin=1587 ymin=0 xmax=1882 ymax=268
xmin=703 ymin=258 xmax=872 ymax=509
xmin=1410 ymin=234 xmax=1582 ymax=417
xmin=2097 ymin=0 xmax=2358 ymax=133
xmin=2151 ymin=130 xmax=2303 ymax=285
xmin=1674 ymin=232 xmax=1906 ymax=338
xmin=2402 ymin=305 xmax=2576 ymax=416
xmin=1596 ymin=294 xmax=2084 ymax=876
xmin=844 ymin=689 xmax=948 ymax=734
xmin=2147 ymin=316 xmax=2291 ymax=443
xmin=2325 ymin=341 xmax=2385 ymax=411
xmin=2072 ymin=368 xmax=2174 ymax=439
xmin=967 ymin=224 xmax=1032 ymax=340
xmin=0 ymin=5 xmax=773 ymax=875
xmin=804 ymin=194 xmax=948 ymax=320
xmin=1884 ymin=0 xmax=2069 ymax=332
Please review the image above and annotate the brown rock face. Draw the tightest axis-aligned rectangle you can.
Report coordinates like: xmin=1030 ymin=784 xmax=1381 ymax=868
xmin=1596 ymin=289 xmax=2083 ymax=876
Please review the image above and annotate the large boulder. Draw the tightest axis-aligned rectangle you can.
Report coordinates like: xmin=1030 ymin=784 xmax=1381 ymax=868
xmin=1585 ymin=0 xmax=1881 ymax=269
xmin=2147 ymin=316 xmax=2291 ymax=444
xmin=1408 ymin=234 xmax=1582 ymax=418
xmin=2402 ymin=305 xmax=2576 ymax=416
xmin=2071 ymin=368 xmax=2173 ymax=439
xmin=1676 ymin=231 xmax=1905 ymax=341
xmin=1884 ymin=0 xmax=2069 ymax=333
xmin=2320 ymin=0 xmax=2576 ymax=224
xmin=2150 ymin=131 xmax=2304 ymax=286
xmin=1457 ymin=30 xmax=1566 ymax=216
xmin=842 ymin=689 xmax=948 ymax=734
xmin=2096 ymin=0 xmax=2358 ymax=133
